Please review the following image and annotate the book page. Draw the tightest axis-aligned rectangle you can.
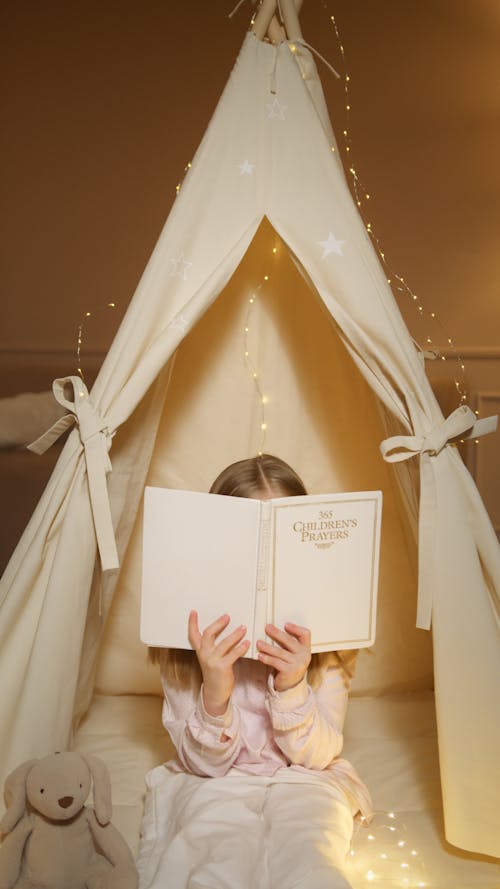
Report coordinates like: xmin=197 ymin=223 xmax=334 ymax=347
xmin=268 ymin=492 xmax=381 ymax=650
xmin=141 ymin=487 xmax=261 ymax=651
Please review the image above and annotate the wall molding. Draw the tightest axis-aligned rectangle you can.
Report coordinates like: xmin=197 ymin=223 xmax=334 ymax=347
xmin=0 ymin=348 xmax=106 ymax=362
xmin=436 ymin=346 xmax=500 ymax=360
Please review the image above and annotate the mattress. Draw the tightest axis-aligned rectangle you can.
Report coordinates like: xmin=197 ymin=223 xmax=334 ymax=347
xmin=74 ymin=692 xmax=499 ymax=888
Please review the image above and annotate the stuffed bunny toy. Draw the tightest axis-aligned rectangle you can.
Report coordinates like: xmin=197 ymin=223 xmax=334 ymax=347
xmin=0 ymin=751 xmax=138 ymax=889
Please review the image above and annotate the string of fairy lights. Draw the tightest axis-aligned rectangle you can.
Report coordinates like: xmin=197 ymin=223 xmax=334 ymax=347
xmin=242 ymin=245 xmax=280 ymax=455
xmin=349 ymin=811 xmax=430 ymax=887
xmin=76 ymin=303 xmax=116 ymax=384
xmin=318 ymin=0 xmax=470 ymax=412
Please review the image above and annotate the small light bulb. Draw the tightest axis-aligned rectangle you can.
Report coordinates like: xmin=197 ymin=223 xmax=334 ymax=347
xmin=398 ymin=840 xmax=405 ymax=847
xmin=85 ymin=312 xmax=92 ymax=317
xmin=253 ymin=372 xmax=258 ymax=379
xmin=264 ymin=275 xmax=269 ymax=281
xmin=249 ymin=298 xmax=255 ymax=304
xmin=261 ymin=422 xmax=267 ymax=430
xmin=262 ymin=395 xmax=268 ymax=404
xmin=365 ymin=871 xmax=375 ymax=882
xmin=380 ymin=853 xmax=387 ymax=860
xmin=411 ymin=850 xmax=418 ymax=856
xmin=272 ymin=247 xmax=277 ymax=254
xmin=367 ymin=834 xmax=375 ymax=841
xmin=108 ymin=302 xmax=115 ymax=308
xmin=401 ymin=862 xmax=409 ymax=869
xmin=244 ymin=326 xmax=249 ymax=333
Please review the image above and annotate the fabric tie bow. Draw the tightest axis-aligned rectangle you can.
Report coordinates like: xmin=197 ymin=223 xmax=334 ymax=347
xmin=380 ymin=404 xmax=497 ymax=629
xmin=28 ymin=376 xmax=119 ymax=571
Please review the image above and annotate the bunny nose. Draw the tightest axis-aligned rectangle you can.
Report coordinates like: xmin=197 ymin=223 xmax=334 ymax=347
xmin=58 ymin=796 xmax=74 ymax=809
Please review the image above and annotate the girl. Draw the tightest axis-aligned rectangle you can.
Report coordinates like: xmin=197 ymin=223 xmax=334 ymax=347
xmin=137 ymin=455 xmax=372 ymax=889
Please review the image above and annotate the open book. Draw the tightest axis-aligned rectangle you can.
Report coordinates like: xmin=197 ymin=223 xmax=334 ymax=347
xmin=141 ymin=487 xmax=382 ymax=657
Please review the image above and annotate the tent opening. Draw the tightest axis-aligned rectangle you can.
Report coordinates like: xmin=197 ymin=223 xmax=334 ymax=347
xmin=91 ymin=217 xmax=433 ymax=711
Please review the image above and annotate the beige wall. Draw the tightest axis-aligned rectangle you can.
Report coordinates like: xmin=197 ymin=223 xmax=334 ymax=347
xmin=2 ymin=0 xmax=499 ymax=520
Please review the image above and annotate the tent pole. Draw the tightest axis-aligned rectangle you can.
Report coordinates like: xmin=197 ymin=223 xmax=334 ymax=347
xmin=280 ymin=0 xmax=304 ymax=41
xmin=267 ymin=0 xmax=304 ymax=44
xmin=252 ymin=0 xmax=278 ymax=40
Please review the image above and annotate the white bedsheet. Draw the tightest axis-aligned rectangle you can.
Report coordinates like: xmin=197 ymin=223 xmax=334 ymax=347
xmin=74 ymin=692 xmax=499 ymax=888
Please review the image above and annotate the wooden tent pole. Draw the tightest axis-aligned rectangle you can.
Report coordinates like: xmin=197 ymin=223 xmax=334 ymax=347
xmin=267 ymin=0 xmax=304 ymax=44
xmin=252 ymin=0 xmax=278 ymax=40
xmin=279 ymin=0 xmax=304 ymax=41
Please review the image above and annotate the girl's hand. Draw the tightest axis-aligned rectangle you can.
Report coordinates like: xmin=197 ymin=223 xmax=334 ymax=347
xmin=188 ymin=610 xmax=250 ymax=717
xmin=256 ymin=623 xmax=311 ymax=692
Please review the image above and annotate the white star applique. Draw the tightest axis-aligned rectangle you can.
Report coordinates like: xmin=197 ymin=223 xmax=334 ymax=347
xmin=239 ymin=159 xmax=255 ymax=176
xmin=317 ymin=232 xmax=346 ymax=259
xmin=266 ymin=97 xmax=287 ymax=120
xmin=167 ymin=253 xmax=193 ymax=281
xmin=169 ymin=314 xmax=189 ymax=335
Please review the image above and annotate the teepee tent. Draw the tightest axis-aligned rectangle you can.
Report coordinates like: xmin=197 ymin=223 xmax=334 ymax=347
xmin=1 ymin=0 xmax=499 ymax=860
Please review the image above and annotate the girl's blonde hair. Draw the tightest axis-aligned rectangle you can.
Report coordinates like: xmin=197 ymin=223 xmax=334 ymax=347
xmin=149 ymin=455 xmax=358 ymax=688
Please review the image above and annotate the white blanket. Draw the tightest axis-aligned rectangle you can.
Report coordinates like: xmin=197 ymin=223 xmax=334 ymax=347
xmin=137 ymin=766 xmax=355 ymax=889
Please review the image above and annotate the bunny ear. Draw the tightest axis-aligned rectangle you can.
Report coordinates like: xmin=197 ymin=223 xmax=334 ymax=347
xmin=1 ymin=759 xmax=38 ymax=834
xmin=79 ymin=753 xmax=112 ymax=826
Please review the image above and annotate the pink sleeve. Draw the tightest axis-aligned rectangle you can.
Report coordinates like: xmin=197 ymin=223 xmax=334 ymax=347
xmin=161 ymin=676 xmax=243 ymax=777
xmin=266 ymin=666 xmax=348 ymax=769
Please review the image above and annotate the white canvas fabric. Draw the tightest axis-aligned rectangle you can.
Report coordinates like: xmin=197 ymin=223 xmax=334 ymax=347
xmin=0 ymin=19 xmax=499 ymax=860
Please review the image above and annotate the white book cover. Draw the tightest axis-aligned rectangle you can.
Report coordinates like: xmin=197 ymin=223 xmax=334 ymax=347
xmin=141 ymin=487 xmax=382 ymax=657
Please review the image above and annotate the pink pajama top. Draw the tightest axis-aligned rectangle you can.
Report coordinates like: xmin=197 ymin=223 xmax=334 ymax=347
xmin=161 ymin=659 xmax=372 ymax=820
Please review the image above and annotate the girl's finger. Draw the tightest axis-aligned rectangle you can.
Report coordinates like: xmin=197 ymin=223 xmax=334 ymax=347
xmin=265 ymin=624 xmax=300 ymax=652
xmin=259 ymin=652 xmax=290 ymax=673
xmin=226 ymin=639 xmax=251 ymax=664
xmin=284 ymin=623 xmax=311 ymax=646
xmin=216 ymin=625 xmax=247 ymax=656
xmin=256 ymin=640 xmax=292 ymax=661
xmin=188 ymin=610 xmax=202 ymax=649
xmin=202 ymin=613 xmax=231 ymax=640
